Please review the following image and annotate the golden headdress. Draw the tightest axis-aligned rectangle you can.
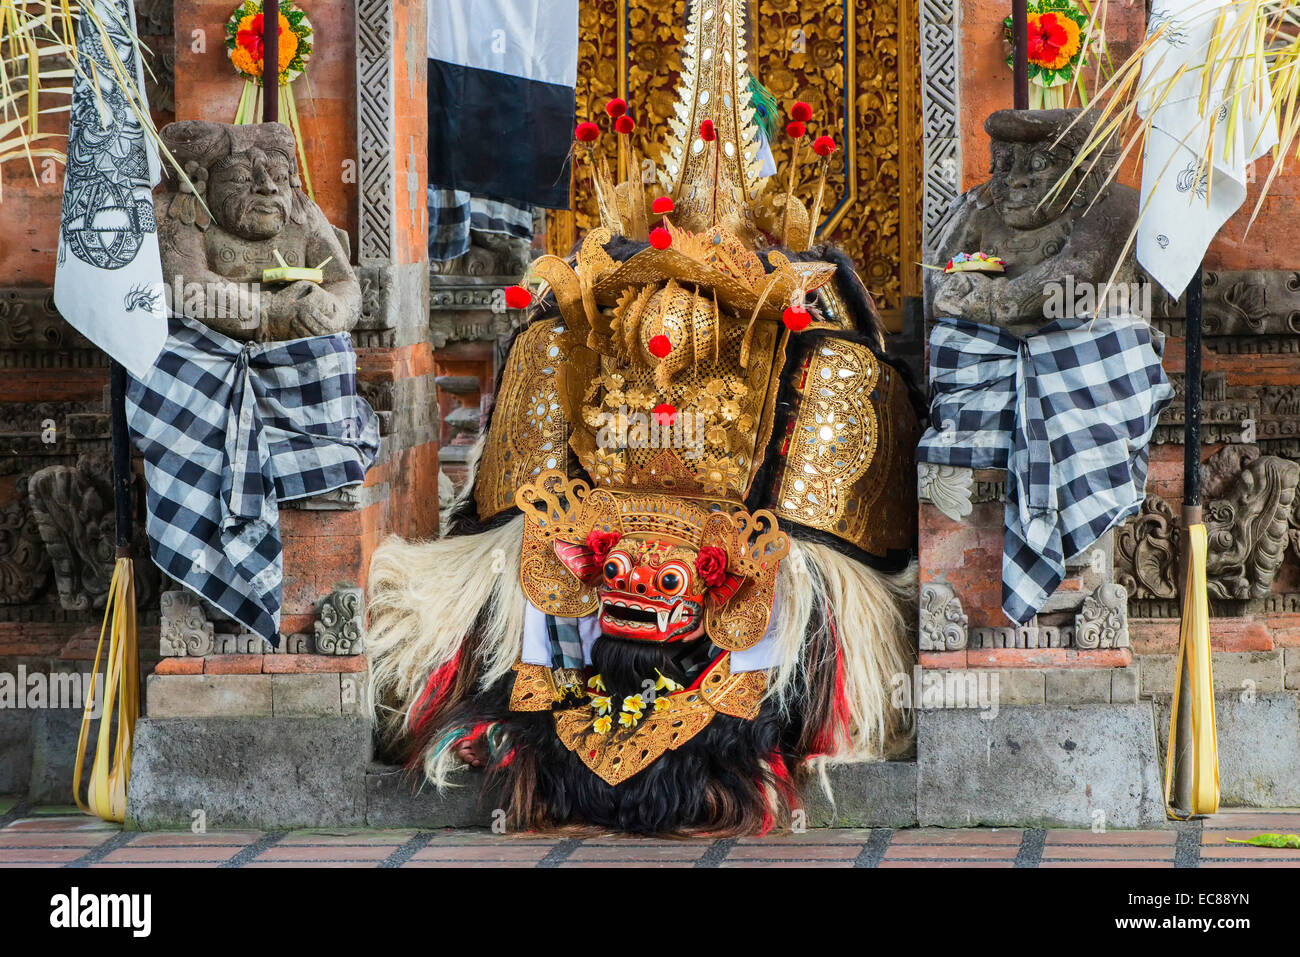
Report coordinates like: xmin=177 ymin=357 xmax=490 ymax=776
xmin=472 ymin=0 xmax=921 ymax=648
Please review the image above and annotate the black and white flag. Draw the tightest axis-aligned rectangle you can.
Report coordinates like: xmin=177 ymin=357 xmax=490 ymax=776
xmin=54 ymin=0 xmax=167 ymax=379
xmin=428 ymin=0 xmax=579 ymax=209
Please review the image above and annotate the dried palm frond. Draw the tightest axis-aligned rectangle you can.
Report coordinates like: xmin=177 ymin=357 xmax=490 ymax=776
xmin=0 ymin=0 xmax=187 ymax=197
xmin=1044 ymin=0 xmax=1299 ymax=289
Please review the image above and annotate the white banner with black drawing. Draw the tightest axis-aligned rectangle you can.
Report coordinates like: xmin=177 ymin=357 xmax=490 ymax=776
xmin=1136 ymin=0 xmax=1278 ymax=299
xmin=54 ymin=0 xmax=168 ymax=379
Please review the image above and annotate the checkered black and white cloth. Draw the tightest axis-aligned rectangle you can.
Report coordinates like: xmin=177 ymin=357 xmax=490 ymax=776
xmin=428 ymin=186 xmax=534 ymax=262
xmin=917 ymin=315 xmax=1173 ymax=624
xmin=126 ymin=315 xmax=380 ymax=645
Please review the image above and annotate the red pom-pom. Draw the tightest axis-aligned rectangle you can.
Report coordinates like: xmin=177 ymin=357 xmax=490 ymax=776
xmin=615 ymin=115 xmax=636 ymax=135
xmin=694 ymin=545 xmax=730 ymax=589
xmin=575 ymin=121 xmax=600 ymax=143
xmin=786 ymin=120 xmax=807 ymax=139
xmin=651 ymin=196 xmax=675 ymax=215
xmin=812 ymin=135 xmax=836 ymax=157
xmin=648 ymin=335 xmax=672 ymax=359
xmin=586 ymin=530 xmax=621 ymax=562
xmin=605 ymin=98 xmax=627 ymax=118
xmin=649 ymin=227 xmax=672 ymax=250
xmin=504 ymin=285 xmax=532 ymax=310
xmin=652 ymin=403 xmax=677 ymax=426
xmin=700 ymin=119 xmax=716 ymax=142
xmin=790 ymin=101 xmax=813 ymax=123
xmin=782 ymin=306 xmax=811 ymax=332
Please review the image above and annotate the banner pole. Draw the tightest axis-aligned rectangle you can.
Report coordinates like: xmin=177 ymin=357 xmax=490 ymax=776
xmin=263 ymin=0 xmax=279 ymax=123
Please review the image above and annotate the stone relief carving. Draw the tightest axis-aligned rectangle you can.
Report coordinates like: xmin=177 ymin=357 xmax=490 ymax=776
xmin=430 ymin=233 xmax=533 ymax=278
xmin=917 ymin=462 xmax=973 ymax=521
xmin=1074 ymin=583 xmax=1129 ymax=650
xmin=159 ymin=589 xmax=215 ymax=657
xmin=1115 ymin=495 xmax=1180 ymax=601
xmin=26 ymin=458 xmax=115 ymax=611
xmin=1 ymin=457 xmax=157 ymax=613
xmin=972 ymin=624 xmax=1070 ymax=649
xmin=313 ymin=585 xmax=365 ymax=655
xmin=919 ymin=0 xmax=961 ymax=257
xmin=355 ymin=0 xmax=395 ymax=265
xmin=1205 ymin=452 xmax=1300 ymax=600
xmin=0 ymin=479 xmax=52 ymax=605
xmin=160 ymin=586 xmax=315 ymax=656
xmin=1115 ymin=446 xmax=1300 ymax=612
xmin=919 ymin=582 xmax=968 ymax=652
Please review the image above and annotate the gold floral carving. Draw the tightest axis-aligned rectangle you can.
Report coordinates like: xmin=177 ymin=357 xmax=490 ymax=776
xmin=772 ymin=337 xmax=920 ymax=557
xmin=475 ymin=322 xmax=576 ymax=520
xmin=551 ymin=0 xmax=921 ymax=311
xmin=510 ymin=662 xmax=562 ymax=711
xmin=553 ymin=654 xmax=769 ymax=785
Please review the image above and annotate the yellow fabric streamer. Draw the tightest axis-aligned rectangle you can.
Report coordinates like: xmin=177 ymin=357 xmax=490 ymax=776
xmin=1163 ymin=522 xmax=1220 ymax=819
xmin=73 ymin=557 xmax=140 ymax=824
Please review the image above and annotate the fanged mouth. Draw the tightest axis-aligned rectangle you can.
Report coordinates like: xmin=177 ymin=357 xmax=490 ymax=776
xmin=599 ymin=596 xmax=697 ymax=638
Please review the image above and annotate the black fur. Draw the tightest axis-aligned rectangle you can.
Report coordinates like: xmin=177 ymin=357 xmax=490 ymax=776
xmin=427 ymin=637 xmax=804 ymax=835
xmin=503 ymin=706 xmax=783 ymax=835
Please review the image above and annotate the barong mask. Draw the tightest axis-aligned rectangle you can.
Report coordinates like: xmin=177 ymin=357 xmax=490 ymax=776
xmin=519 ymin=473 xmax=787 ymax=652
xmin=365 ymin=0 xmax=924 ymax=834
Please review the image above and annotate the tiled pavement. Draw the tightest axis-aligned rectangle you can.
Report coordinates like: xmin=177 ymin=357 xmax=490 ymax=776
xmin=1 ymin=799 xmax=1297 ymax=868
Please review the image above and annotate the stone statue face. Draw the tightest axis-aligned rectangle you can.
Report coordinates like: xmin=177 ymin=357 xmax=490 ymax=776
xmin=988 ymin=140 xmax=1074 ymax=231
xmin=207 ymin=146 xmax=295 ymax=240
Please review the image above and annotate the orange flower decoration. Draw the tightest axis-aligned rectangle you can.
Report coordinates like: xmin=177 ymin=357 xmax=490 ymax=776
xmin=1026 ymin=12 xmax=1082 ymax=71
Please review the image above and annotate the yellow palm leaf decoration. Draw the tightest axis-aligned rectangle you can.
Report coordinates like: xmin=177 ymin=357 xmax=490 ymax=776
xmin=73 ymin=555 xmax=139 ymax=823
xmin=1164 ymin=523 xmax=1220 ymax=817
xmin=0 ymin=0 xmax=189 ymax=195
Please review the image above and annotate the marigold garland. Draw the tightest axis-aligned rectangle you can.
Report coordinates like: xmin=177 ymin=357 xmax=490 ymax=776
xmin=1003 ymin=0 xmax=1099 ymax=109
xmin=226 ymin=1 xmax=313 ymax=86
xmin=226 ymin=2 xmax=316 ymax=199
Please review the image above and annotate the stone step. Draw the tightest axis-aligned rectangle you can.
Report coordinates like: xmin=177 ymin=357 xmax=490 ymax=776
xmin=363 ymin=759 xmax=920 ymax=829
xmin=444 ymin=405 xmax=481 ymax=432
xmin=438 ymin=445 xmax=473 ymax=465
xmin=435 ymin=375 xmax=481 ymax=396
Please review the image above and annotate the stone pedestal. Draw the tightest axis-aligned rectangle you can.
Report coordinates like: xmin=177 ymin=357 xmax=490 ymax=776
xmin=127 ymin=717 xmax=372 ymax=830
xmin=916 ymin=704 xmax=1167 ymax=829
xmin=123 ymin=0 xmax=434 ymax=827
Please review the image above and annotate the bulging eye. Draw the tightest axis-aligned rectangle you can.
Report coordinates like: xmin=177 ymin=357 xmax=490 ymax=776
xmin=603 ymin=552 xmax=630 ymax=583
xmin=656 ymin=564 xmax=690 ymax=597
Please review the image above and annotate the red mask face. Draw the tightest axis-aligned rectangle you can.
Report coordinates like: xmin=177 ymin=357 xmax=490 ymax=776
xmin=597 ymin=540 xmax=707 ymax=643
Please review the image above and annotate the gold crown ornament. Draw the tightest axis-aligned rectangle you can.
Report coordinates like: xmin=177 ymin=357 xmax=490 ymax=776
xmin=472 ymin=0 xmax=922 ymax=655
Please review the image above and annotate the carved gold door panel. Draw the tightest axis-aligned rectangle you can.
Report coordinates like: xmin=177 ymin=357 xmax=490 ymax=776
xmin=549 ymin=0 xmax=922 ymax=317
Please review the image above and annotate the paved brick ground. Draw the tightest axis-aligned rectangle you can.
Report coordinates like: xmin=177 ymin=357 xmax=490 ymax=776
xmin=0 ymin=799 xmax=1297 ymax=867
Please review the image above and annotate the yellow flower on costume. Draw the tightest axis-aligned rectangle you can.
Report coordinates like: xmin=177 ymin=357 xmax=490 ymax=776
xmin=654 ymin=670 xmax=683 ymax=693
xmin=618 ymin=710 xmax=641 ymax=728
xmin=590 ymin=694 xmax=612 ymax=715
xmin=653 ymin=696 xmax=671 ymax=712
xmin=588 ymin=674 xmax=606 ymax=693
xmin=622 ymin=694 xmax=645 ymax=715
xmin=593 ymin=714 xmax=613 ymax=735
